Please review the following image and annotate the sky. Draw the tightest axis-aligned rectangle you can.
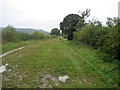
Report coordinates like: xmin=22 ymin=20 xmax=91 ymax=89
xmin=0 ymin=0 xmax=119 ymax=32
xmin=118 ymin=1 xmax=120 ymax=18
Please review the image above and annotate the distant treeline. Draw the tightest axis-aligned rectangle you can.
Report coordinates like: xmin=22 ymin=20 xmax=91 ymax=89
xmin=2 ymin=25 xmax=55 ymax=44
xmin=60 ymin=9 xmax=120 ymax=62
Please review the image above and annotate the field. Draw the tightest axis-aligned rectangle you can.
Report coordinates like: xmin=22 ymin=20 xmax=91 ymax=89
xmin=2 ymin=40 xmax=40 ymax=54
xmin=2 ymin=39 xmax=118 ymax=88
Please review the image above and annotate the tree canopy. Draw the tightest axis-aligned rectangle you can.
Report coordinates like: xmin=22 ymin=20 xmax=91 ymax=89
xmin=50 ymin=28 xmax=60 ymax=36
xmin=60 ymin=9 xmax=91 ymax=40
xmin=60 ymin=14 xmax=80 ymax=35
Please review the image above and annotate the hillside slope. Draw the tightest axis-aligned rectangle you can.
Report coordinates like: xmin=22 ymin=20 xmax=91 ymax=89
xmin=0 ymin=27 xmax=49 ymax=35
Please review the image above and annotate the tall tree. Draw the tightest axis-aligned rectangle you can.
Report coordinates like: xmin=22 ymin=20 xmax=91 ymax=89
xmin=60 ymin=14 xmax=80 ymax=34
xmin=60 ymin=9 xmax=90 ymax=40
xmin=76 ymin=9 xmax=91 ymax=30
xmin=60 ymin=14 xmax=80 ymax=40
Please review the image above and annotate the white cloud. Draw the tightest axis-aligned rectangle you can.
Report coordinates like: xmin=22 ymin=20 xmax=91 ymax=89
xmin=0 ymin=0 xmax=119 ymax=32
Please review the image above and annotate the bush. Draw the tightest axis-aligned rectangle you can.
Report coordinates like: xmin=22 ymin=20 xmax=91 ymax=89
xmin=51 ymin=35 xmax=57 ymax=38
xmin=31 ymin=31 xmax=46 ymax=40
xmin=2 ymin=25 xmax=19 ymax=43
xmin=102 ymin=26 xmax=119 ymax=61
xmin=18 ymin=32 xmax=32 ymax=41
xmin=73 ymin=17 xmax=119 ymax=61
xmin=73 ymin=25 xmax=106 ymax=47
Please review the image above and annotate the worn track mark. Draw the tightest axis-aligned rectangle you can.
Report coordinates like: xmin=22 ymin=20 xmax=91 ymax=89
xmin=0 ymin=47 xmax=25 ymax=58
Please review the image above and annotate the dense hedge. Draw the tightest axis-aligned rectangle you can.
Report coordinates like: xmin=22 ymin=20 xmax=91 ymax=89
xmin=73 ymin=18 xmax=119 ymax=61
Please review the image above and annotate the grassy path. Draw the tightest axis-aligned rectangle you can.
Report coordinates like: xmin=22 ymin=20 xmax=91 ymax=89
xmin=2 ymin=39 xmax=118 ymax=88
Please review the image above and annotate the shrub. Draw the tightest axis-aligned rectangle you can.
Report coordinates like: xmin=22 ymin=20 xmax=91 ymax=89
xmin=51 ymin=35 xmax=57 ymax=38
xmin=2 ymin=25 xmax=19 ymax=43
xmin=73 ymin=17 xmax=119 ymax=61
xmin=31 ymin=31 xmax=46 ymax=40
xmin=102 ymin=26 xmax=119 ymax=61
xmin=18 ymin=32 xmax=32 ymax=41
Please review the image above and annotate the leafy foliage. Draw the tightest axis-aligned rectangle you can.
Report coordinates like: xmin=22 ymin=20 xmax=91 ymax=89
xmin=60 ymin=14 xmax=80 ymax=40
xmin=2 ymin=25 xmax=19 ymax=43
xmin=2 ymin=25 xmax=50 ymax=44
xmin=67 ymin=27 xmax=76 ymax=40
xmin=60 ymin=9 xmax=90 ymax=40
xmin=76 ymin=9 xmax=91 ymax=30
xmin=17 ymin=32 xmax=32 ymax=41
xmin=103 ymin=17 xmax=120 ymax=61
xmin=50 ymin=28 xmax=60 ymax=36
xmin=31 ymin=31 xmax=47 ymax=40
xmin=73 ymin=17 xmax=119 ymax=61
xmin=60 ymin=14 xmax=80 ymax=34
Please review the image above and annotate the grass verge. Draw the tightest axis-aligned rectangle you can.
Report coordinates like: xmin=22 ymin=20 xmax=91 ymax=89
xmin=2 ymin=40 xmax=41 ymax=54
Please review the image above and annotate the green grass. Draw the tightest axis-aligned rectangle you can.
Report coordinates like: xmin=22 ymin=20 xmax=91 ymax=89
xmin=2 ymin=39 xmax=118 ymax=88
xmin=2 ymin=40 xmax=41 ymax=54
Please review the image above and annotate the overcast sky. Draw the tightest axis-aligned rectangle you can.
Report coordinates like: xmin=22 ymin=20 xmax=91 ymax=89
xmin=0 ymin=0 xmax=119 ymax=32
